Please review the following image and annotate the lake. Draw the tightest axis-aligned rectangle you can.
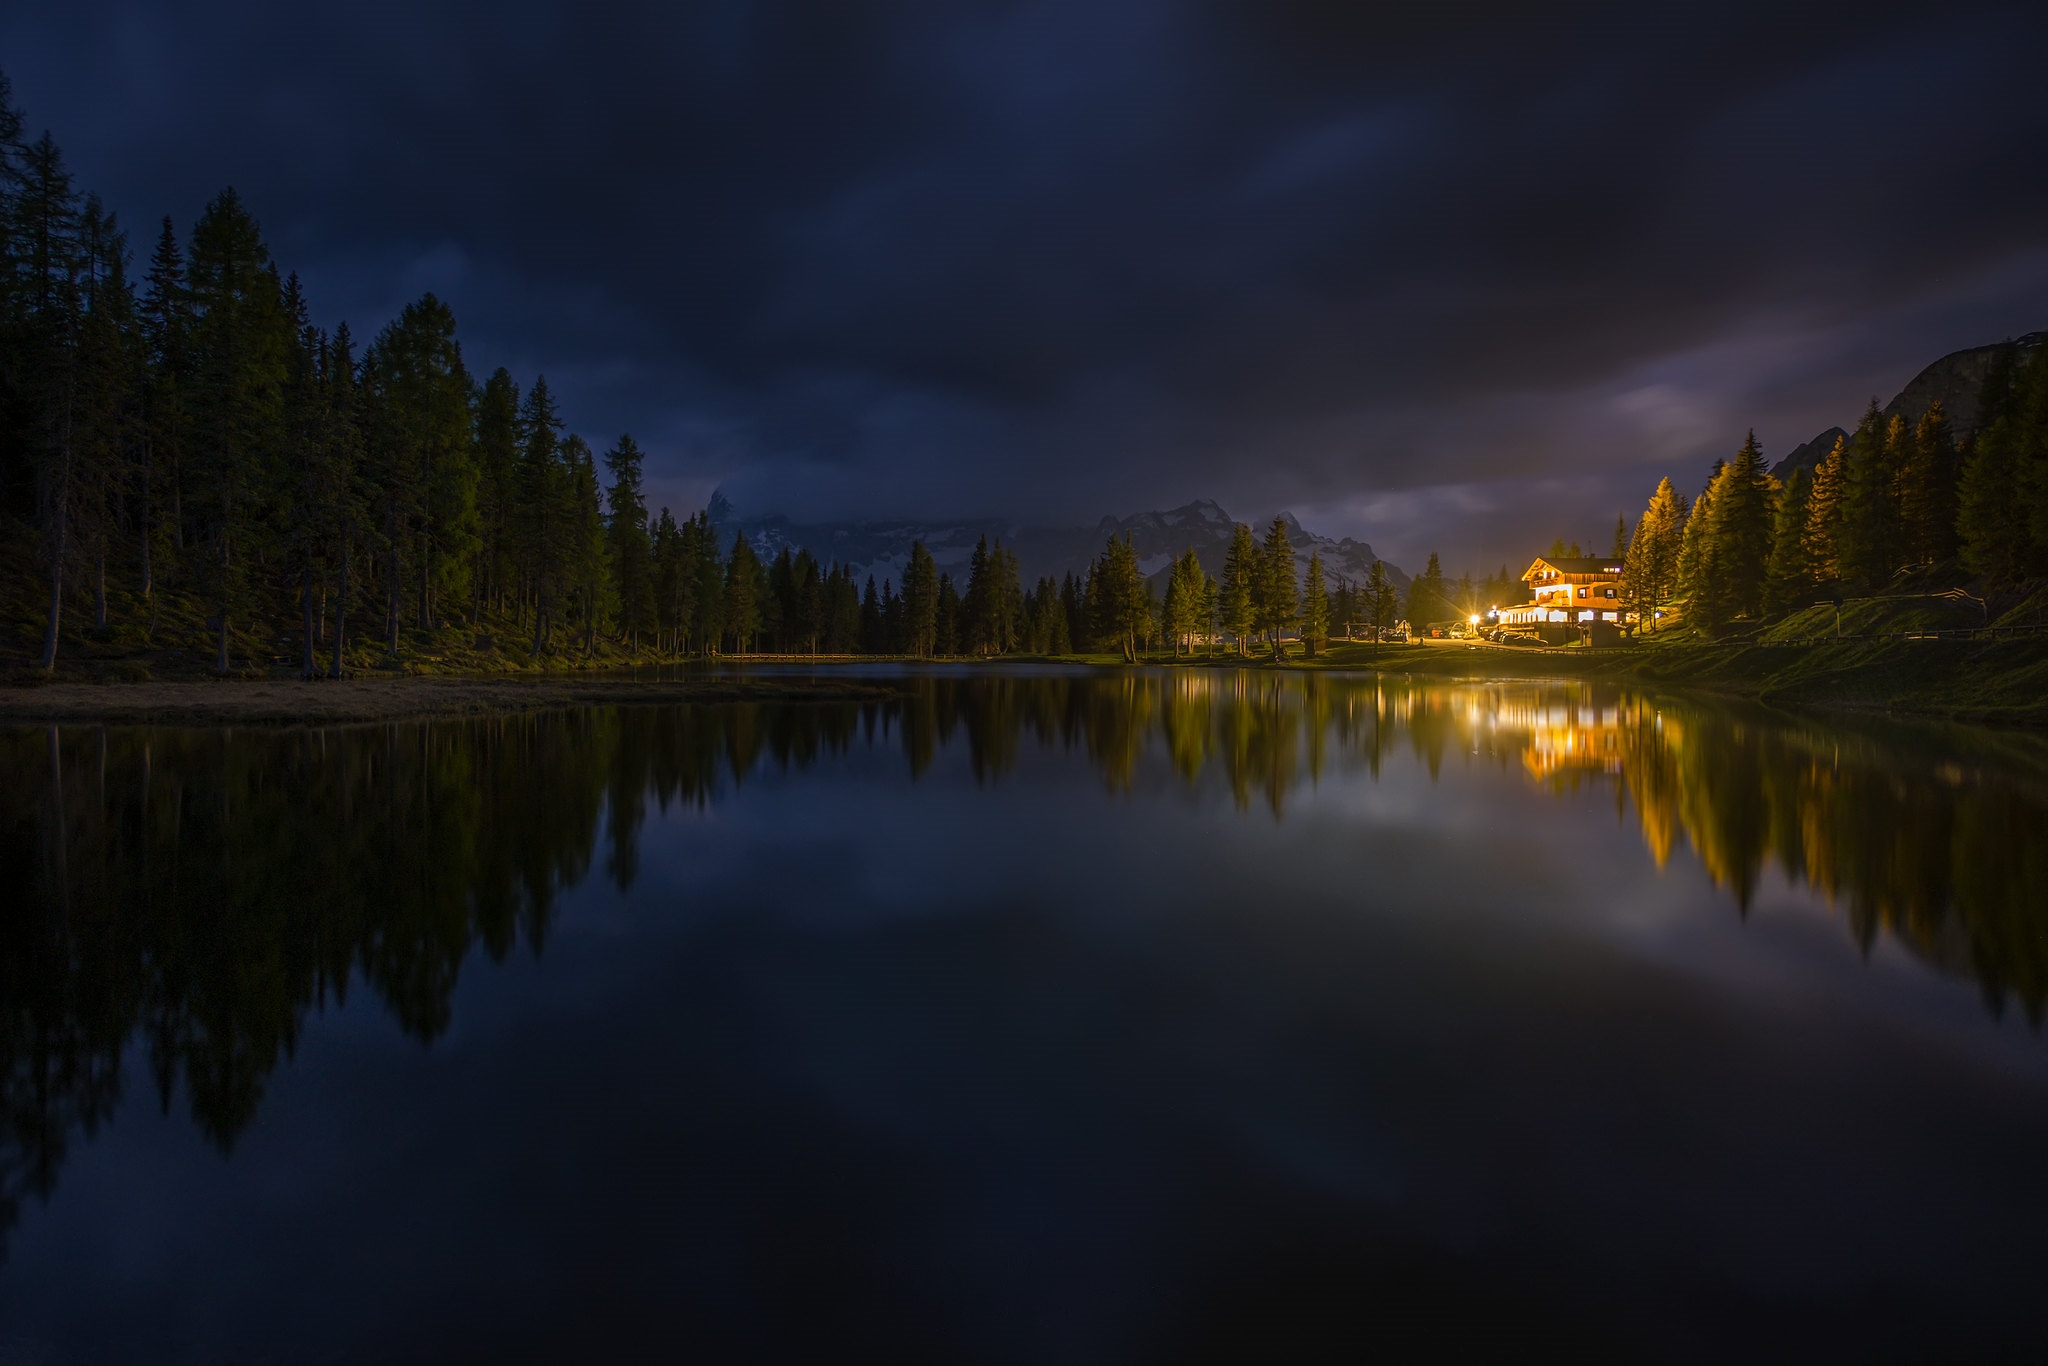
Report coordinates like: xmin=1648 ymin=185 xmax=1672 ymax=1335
xmin=2 ymin=668 xmax=2045 ymax=1363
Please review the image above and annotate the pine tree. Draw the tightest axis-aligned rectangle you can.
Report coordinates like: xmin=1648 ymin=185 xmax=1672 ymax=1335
xmin=1802 ymin=435 xmax=1848 ymax=584
xmin=725 ymin=531 xmax=762 ymax=652
xmin=1090 ymin=533 xmax=1147 ymax=661
xmin=1366 ymin=559 xmax=1396 ymax=646
xmin=322 ymin=325 xmax=363 ymax=677
xmin=184 ymin=188 xmax=289 ymax=672
xmin=1694 ymin=431 xmax=1774 ymax=630
xmin=1610 ymin=514 xmax=1630 ymax=560
xmin=1763 ymin=467 xmax=1812 ymax=613
xmin=363 ymin=293 xmax=475 ymax=639
xmin=1957 ymin=346 xmax=2026 ymax=584
xmin=962 ymin=534 xmax=992 ymax=654
xmin=1675 ymin=461 xmax=1720 ymax=619
xmin=512 ymin=375 xmax=568 ymax=652
xmin=1836 ymin=400 xmax=1896 ymax=592
xmin=138 ymin=215 xmax=190 ymax=599
xmin=1256 ymin=516 xmax=1296 ymax=657
xmin=1901 ymin=400 xmax=1958 ymax=565
xmin=991 ymin=541 xmax=1022 ymax=653
xmin=603 ymin=435 xmax=654 ymax=649
xmin=1623 ymin=477 xmax=1684 ymax=631
xmin=1300 ymin=551 xmax=1330 ymax=656
xmin=475 ymin=368 xmax=519 ymax=611
xmin=1219 ymin=522 xmax=1257 ymax=655
xmin=901 ymin=540 xmax=938 ymax=657
xmin=1405 ymin=552 xmax=1445 ymax=628
xmin=935 ymin=573 xmax=961 ymax=655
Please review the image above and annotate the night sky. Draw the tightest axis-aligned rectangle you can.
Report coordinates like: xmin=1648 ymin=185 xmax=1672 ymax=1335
xmin=7 ymin=2 xmax=2047 ymax=571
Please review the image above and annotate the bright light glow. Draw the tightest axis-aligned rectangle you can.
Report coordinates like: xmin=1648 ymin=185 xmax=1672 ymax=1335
xmin=1468 ymin=614 xmax=1480 ymax=625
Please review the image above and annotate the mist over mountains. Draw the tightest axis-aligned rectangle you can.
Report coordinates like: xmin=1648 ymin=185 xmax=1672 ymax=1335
xmin=707 ymin=496 xmax=1411 ymax=595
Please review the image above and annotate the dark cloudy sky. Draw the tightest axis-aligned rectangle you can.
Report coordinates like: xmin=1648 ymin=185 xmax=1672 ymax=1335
xmin=7 ymin=1 xmax=2046 ymax=571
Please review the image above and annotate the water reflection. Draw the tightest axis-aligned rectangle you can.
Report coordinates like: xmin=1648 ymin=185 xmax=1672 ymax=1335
xmin=3 ymin=671 xmax=2045 ymax=1260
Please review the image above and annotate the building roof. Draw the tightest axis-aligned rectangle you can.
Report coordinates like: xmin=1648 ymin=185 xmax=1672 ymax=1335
xmin=1525 ymin=556 xmax=1623 ymax=578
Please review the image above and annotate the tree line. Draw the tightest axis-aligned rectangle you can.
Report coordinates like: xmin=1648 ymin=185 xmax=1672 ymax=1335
xmin=4 ymin=73 xmax=1443 ymax=670
xmin=1613 ymin=340 xmax=2048 ymax=632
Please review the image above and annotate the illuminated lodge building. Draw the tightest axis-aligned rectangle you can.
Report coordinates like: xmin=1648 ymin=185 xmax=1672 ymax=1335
xmin=1495 ymin=556 xmax=1626 ymax=629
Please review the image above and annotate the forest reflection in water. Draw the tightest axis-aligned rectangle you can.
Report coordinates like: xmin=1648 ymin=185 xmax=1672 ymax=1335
xmin=3 ymin=669 xmax=2046 ymax=1262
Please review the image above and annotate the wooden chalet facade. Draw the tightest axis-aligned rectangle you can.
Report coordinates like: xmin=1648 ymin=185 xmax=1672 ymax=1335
xmin=1494 ymin=556 xmax=1627 ymax=628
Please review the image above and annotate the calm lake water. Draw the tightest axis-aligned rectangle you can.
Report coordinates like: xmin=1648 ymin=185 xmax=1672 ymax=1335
xmin=3 ymin=668 xmax=2046 ymax=1363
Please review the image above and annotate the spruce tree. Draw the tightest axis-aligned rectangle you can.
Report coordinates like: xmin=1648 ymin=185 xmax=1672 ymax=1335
xmin=1904 ymin=400 xmax=1958 ymax=565
xmin=962 ymin=534 xmax=992 ymax=654
xmin=1836 ymin=401 xmax=1896 ymax=591
xmin=604 ymin=436 xmax=655 ymax=649
xmin=475 ymin=368 xmax=519 ymax=610
xmin=1255 ymin=516 xmax=1297 ymax=657
xmin=1802 ymin=435 xmax=1848 ymax=584
xmin=1623 ymin=478 xmax=1684 ymax=632
xmin=513 ymin=376 xmax=568 ymax=652
xmin=363 ymin=293 xmax=475 ymax=638
xmin=1366 ymin=560 xmax=1395 ymax=646
xmin=1763 ymin=467 xmax=1812 ymax=613
xmin=184 ymin=188 xmax=289 ymax=672
xmin=725 ymin=531 xmax=762 ymax=653
xmin=1674 ymin=462 xmax=1720 ymax=620
xmin=1300 ymin=551 xmax=1330 ymax=656
xmin=1219 ymin=522 xmax=1257 ymax=655
xmin=1696 ymin=431 xmax=1774 ymax=629
xmin=901 ymin=540 xmax=938 ymax=657
xmin=139 ymin=215 xmax=190 ymax=593
xmin=1405 ymin=552 xmax=1445 ymax=628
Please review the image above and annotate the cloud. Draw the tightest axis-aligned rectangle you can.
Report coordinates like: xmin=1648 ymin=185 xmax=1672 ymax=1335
xmin=5 ymin=0 xmax=2046 ymax=569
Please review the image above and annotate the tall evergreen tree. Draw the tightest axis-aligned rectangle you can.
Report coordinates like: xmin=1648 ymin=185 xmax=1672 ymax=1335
xmin=1836 ymin=400 xmax=1896 ymax=592
xmin=1256 ymin=516 xmax=1297 ymax=657
xmin=474 ymin=367 xmax=519 ymax=611
xmin=184 ymin=188 xmax=289 ymax=672
xmin=1903 ymin=400 xmax=1959 ymax=565
xmin=1802 ymin=435 xmax=1848 ymax=584
xmin=1763 ymin=466 xmax=1813 ymax=613
xmin=363 ymin=293 xmax=474 ymax=639
xmin=603 ymin=434 xmax=654 ymax=649
xmin=724 ymin=531 xmax=762 ymax=653
xmin=1694 ymin=431 xmax=1774 ymax=630
xmin=900 ymin=540 xmax=939 ymax=657
xmin=1405 ymin=552 xmax=1446 ymax=628
xmin=138 ymin=216 xmax=191 ymax=589
xmin=512 ymin=375 xmax=568 ymax=653
xmin=1219 ymin=522 xmax=1258 ymax=655
xmin=1300 ymin=550 xmax=1330 ymax=656
xmin=1623 ymin=477 xmax=1684 ymax=632
xmin=1674 ymin=461 xmax=1720 ymax=619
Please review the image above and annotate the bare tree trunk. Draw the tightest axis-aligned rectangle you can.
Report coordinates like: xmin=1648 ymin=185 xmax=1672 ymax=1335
xmin=215 ymin=610 xmax=230 ymax=675
xmin=386 ymin=524 xmax=401 ymax=656
xmin=331 ymin=532 xmax=349 ymax=679
xmin=301 ymin=566 xmax=317 ymax=679
xmin=39 ymin=557 xmax=63 ymax=671
xmin=94 ymin=545 xmax=106 ymax=630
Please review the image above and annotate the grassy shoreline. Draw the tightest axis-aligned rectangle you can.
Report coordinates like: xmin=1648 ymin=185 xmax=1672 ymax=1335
xmin=5 ymin=636 xmax=2043 ymax=728
xmin=0 ymin=675 xmax=899 ymax=726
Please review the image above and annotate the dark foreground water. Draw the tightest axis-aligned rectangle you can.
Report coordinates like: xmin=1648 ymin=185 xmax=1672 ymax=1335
xmin=3 ymin=669 xmax=2047 ymax=1364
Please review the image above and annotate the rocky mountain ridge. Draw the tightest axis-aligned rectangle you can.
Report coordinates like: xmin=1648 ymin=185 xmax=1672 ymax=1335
xmin=706 ymin=496 xmax=1409 ymax=595
xmin=1770 ymin=331 xmax=2044 ymax=480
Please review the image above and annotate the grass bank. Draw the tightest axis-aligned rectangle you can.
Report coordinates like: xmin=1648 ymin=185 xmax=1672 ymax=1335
xmin=1160 ymin=635 xmax=2048 ymax=727
xmin=0 ymin=675 xmax=899 ymax=726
